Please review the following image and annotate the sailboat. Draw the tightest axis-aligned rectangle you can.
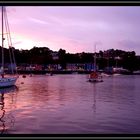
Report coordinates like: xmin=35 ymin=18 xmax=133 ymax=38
xmin=88 ymin=43 xmax=103 ymax=83
xmin=0 ymin=6 xmax=18 ymax=88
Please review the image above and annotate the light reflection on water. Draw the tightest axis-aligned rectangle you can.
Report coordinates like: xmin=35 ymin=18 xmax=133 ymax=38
xmin=1 ymin=74 xmax=140 ymax=134
xmin=0 ymin=86 xmax=18 ymax=134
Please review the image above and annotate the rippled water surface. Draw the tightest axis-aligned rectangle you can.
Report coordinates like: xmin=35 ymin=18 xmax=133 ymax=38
xmin=1 ymin=74 xmax=140 ymax=134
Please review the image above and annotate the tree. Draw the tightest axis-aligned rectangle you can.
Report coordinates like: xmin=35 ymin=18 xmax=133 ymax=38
xmin=58 ymin=48 xmax=66 ymax=69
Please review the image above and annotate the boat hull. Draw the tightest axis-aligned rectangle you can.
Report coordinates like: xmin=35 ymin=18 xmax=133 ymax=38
xmin=0 ymin=77 xmax=18 ymax=88
xmin=88 ymin=78 xmax=103 ymax=83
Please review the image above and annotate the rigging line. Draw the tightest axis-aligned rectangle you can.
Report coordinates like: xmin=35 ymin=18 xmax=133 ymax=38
xmin=5 ymin=7 xmax=18 ymax=75
xmin=4 ymin=7 xmax=14 ymax=74
xmin=1 ymin=6 xmax=4 ymax=75
xmin=3 ymin=7 xmax=14 ymax=74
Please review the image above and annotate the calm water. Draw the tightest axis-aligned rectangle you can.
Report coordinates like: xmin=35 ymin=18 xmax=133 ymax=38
xmin=0 ymin=74 xmax=140 ymax=134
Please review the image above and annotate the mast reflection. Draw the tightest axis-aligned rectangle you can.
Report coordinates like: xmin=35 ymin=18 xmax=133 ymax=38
xmin=0 ymin=86 xmax=18 ymax=134
xmin=92 ymin=84 xmax=97 ymax=113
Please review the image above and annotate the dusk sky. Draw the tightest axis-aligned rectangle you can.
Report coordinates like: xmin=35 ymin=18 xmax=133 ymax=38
xmin=1 ymin=6 xmax=140 ymax=54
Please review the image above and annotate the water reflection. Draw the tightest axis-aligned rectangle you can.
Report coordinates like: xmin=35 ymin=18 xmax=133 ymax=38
xmin=0 ymin=86 xmax=18 ymax=134
xmin=0 ymin=93 xmax=6 ymax=134
xmin=91 ymin=84 xmax=97 ymax=113
xmin=1 ymin=75 xmax=140 ymax=134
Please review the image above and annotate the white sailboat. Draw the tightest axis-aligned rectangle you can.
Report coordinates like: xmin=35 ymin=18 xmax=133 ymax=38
xmin=88 ymin=43 xmax=103 ymax=83
xmin=0 ymin=6 xmax=18 ymax=88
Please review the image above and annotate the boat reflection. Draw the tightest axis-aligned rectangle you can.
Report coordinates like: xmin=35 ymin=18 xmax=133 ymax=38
xmin=0 ymin=86 xmax=18 ymax=134
xmin=0 ymin=86 xmax=18 ymax=94
xmin=92 ymin=84 xmax=97 ymax=113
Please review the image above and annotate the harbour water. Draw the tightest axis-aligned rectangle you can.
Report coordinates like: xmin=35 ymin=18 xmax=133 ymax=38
xmin=0 ymin=74 xmax=140 ymax=134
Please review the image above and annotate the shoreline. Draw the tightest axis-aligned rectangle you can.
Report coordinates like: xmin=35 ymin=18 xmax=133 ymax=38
xmin=9 ymin=70 xmax=134 ymax=75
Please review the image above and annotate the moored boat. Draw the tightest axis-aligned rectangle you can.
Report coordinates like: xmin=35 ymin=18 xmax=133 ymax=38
xmin=89 ymin=71 xmax=103 ymax=82
xmin=0 ymin=6 xmax=18 ymax=88
xmin=88 ymin=43 xmax=103 ymax=83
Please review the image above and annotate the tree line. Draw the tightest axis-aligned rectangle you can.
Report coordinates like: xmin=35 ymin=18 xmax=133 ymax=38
xmin=1 ymin=46 xmax=140 ymax=72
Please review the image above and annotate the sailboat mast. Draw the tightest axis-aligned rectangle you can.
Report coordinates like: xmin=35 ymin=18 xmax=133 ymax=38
xmin=1 ymin=6 xmax=4 ymax=75
xmin=94 ymin=43 xmax=96 ymax=72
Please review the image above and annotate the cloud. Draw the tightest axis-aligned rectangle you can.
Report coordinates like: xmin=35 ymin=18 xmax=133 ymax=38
xmin=3 ymin=6 xmax=140 ymax=54
xmin=29 ymin=17 xmax=47 ymax=25
xmin=12 ymin=41 xmax=22 ymax=45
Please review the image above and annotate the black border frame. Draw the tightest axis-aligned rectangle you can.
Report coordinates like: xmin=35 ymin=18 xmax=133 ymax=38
xmin=0 ymin=0 xmax=140 ymax=139
xmin=0 ymin=0 xmax=140 ymax=6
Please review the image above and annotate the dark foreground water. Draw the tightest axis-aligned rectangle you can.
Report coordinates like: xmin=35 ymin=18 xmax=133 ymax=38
xmin=0 ymin=74 xmax=140 ymax=134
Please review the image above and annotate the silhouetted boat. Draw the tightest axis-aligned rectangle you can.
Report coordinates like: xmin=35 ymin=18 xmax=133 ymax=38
xmin=133 ymin=70 xmax=140 ymax=75
xmin=0 ymin=6 xmax=18 ymax=88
